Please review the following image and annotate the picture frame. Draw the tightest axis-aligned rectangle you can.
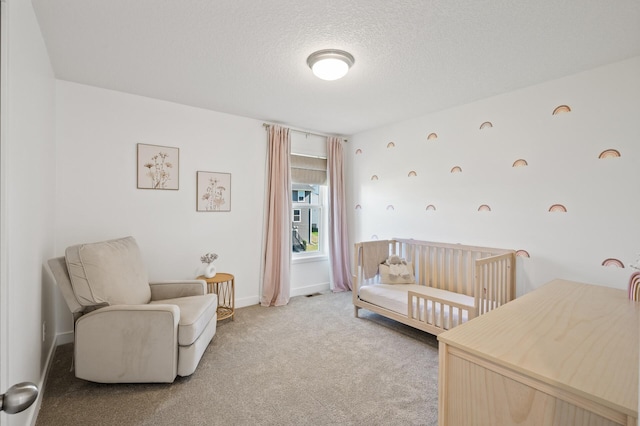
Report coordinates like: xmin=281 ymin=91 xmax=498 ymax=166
xmin=137 ymin=143 xmax=179 ymax=190
xmin=197 ymin=171 xmax=231 ymax=212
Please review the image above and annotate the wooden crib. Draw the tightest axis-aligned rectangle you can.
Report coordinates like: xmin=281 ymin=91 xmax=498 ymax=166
xmin=353 ymin=238 xmax=516 ymax=336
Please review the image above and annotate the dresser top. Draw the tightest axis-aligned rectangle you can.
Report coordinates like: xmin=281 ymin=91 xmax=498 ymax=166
xmin=438 ymin=279 xmax=639 ymax=416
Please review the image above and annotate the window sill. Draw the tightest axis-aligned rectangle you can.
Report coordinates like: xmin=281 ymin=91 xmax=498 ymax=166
xmin=292 ymin=254 xmax=329 ymax=265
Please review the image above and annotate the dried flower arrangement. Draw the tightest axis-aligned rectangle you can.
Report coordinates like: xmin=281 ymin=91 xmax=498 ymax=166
xmin=200 ymin=253 xmax=218 ymax=264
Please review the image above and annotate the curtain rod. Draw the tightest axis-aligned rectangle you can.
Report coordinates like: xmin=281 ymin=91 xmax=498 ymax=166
xmin=262 ymin=123 xmax=348 ymax=142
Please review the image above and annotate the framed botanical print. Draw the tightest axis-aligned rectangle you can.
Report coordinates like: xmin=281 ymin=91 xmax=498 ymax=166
xmin=197 ymin=171 xmax=231 ymax=212
xmin=137 ymin=143 xmax=179 ymax=190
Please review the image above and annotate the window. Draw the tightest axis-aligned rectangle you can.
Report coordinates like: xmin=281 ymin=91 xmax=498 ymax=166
xmin=291 ymin=183 xmax=326 ymax=255
xmin=292 ymin=190 xmax=307 ymax=203
xmin=290 ymin=148 xmax=327 ymax=257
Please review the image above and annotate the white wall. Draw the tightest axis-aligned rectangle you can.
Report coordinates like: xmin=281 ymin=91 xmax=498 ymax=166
xmin=1 ymin=0 xmax=56 ymax=425
xmin=347 ymin=56 xmax=640 ymax=295
xmin=291 ymin=257 xmax=330 ymax=296
xmin=54 ymin=81 xmax=268 ymax=316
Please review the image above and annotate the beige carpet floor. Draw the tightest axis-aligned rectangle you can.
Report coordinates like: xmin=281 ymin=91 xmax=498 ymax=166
xmin=36 ymin=291 xmax=439 ymax=425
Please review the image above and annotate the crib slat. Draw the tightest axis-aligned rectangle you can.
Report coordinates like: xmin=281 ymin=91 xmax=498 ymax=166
xmin=434 ymin=248 xmax=439 ymax=289
xmin=498 ymin=259 xmax=504 ymax=305
xmin=440 ymin=247 xmax=446 ymax=290
xmin=467 ymin=251 xmax=472 ymax=296
xmin=446 ymin=248 xmax=452 ymax=290
xmin=424 ymin=245 xmax=429 ymax=286
xmin=457 ymin=250 xmax=463 ymax=294
xmin=433 ymin=248 xmax=437 ymax=288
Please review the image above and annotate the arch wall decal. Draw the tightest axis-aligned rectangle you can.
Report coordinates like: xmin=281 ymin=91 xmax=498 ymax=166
xmin=450 ymin=166 xmax=462 ymax=173
xmin=355 ymin=204 xmax=362 ymax=210
xmin=408 ymin=171 xmax=417 ymax=177
xmin=549 ymin=204 xmax=567 ymax=212
xmin=371 ymin=175 xmax=379 ymax=181
xmin=598 ymin=149 xmax=621 ymax=159
xmin=355 ymin=148 xmax=363 ymax=155
xmin=427 ymin=133 xmax=438 ymax=140
xmin=512 ymin=159 xmax=528 ymax=167
xmin=479 ymin=121 xmax=493 ymax=130
xmin=602 ymin=258 xmax=624 ymax=268
xmin=425 ymin=204 xmax=436 ymax=211
xmin=478 ymin=204 xmax=491 ymax=212
xmin=516 ymin=250 xmax=530 ymax=258
xmin=386 ymin=205 xmax=395 ymax=211
xmin=387 ymin=142 xmax=395 ymax=148
xmin=552 ymin=105 xmax=571 ymax=115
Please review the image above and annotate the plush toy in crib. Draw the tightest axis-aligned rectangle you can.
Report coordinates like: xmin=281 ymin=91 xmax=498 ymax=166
xmin=384 ymin=255 xmax=406 ymax=266
xmin=383 ymin=255 xmax=411 ymax=279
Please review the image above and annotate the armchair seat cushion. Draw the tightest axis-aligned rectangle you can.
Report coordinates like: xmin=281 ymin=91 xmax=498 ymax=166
xmin=152 ymin=293 xmax=218 ymax=346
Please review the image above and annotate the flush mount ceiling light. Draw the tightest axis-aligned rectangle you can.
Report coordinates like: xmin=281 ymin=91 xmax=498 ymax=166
xmin=306 ymin=49 xmax=355 ymax=81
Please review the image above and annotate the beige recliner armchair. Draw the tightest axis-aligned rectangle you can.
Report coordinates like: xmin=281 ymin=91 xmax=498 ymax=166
xmin=48 ymin=236 xmax=218 ymax=383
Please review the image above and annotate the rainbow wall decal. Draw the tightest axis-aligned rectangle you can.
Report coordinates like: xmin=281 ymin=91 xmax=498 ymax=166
xmin=425 ymin=205 xmax=436 ymax=211
xmin=355 ymin=149 xmax=363 ymax=155
xmin=355 ymin=204 xmax=362 ymax=210
xmin=516 ymin=250 xmax=530 ymax=258
xmin=450 ymin=166 xmax=462 ymax=173
xmin=371 ymin=175 xmax=379 ymax=181
xmin=598 ymin=149 xmax=621 ymax=159
xmin=552 ymin=105 xmax=571 ymax=115
xmin=427 ymin=133 xmax=438 ymax=140
xmin=548 ymin=204 xmax=567 ymax=212
xmin=479 ymin=121 xmax=493 ymax=130
xmin=387 ymin=142 xmax=395 ymax=148
xmin=408 ymin=171 xmax=417 ymax=177
xmin=478 ymin=204 xmax=491 ymax=212
xmin=386 ymin=205 xmax=395 ymax=211
xmin=629 ymin=272 xmax=640 ymax=301
xmin=512 ymin=159 xmax=528 ymax=167
xmin=602 ymin=258 xmax=625 ymax=268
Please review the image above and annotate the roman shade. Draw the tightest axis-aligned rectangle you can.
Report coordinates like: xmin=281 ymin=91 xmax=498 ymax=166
xmin=290 ymin=154 xmax=326 ymax=185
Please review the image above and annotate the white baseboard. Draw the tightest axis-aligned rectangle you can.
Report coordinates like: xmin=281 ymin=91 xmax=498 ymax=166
xmin=290 ymin=282 xmax=330 ymax=298
xmin=235 ymin=295 xmax=259 ymax=309
xmin=56 ymin=331 xmax=74 ymax=346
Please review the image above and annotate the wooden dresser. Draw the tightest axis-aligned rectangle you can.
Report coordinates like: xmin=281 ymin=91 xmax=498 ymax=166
xmin=438 ymin=279 xmax=639 ymax=426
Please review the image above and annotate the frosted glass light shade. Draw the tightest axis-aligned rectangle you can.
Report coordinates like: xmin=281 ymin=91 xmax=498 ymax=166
xmin=307 ymin=50 xmax=354 ymax=81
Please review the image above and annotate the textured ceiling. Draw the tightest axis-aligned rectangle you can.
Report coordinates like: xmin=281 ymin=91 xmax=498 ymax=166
xmin=32 ymin=0 xmax=640 ymax=136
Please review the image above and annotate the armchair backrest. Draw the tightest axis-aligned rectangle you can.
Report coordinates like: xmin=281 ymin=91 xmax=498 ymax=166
xmin=48 ymin=256 xmax=85 ymax=314
xmin=65 ymin=236 xmax=151 ymax=306
xmin=59 ymin=236 xmax=151 ymax=308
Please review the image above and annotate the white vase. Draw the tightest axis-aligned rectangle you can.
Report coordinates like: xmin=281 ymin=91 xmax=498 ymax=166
xmin=204 ymin=263 xmax=217 ymax=278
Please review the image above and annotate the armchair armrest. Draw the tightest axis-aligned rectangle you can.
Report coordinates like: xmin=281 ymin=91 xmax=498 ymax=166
xmin=74 ymin=304 xmax=180 ymax=383
xmin=149 ymin=280 xmax=207 ymax=301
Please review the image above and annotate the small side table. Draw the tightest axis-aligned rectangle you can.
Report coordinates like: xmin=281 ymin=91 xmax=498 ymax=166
xmin=197 ymin=273 xmax=235 ymax=321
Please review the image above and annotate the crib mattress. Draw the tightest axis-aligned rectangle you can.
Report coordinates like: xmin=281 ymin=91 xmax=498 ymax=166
xmin=359 ymin=284 xmax=475 ymax=329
